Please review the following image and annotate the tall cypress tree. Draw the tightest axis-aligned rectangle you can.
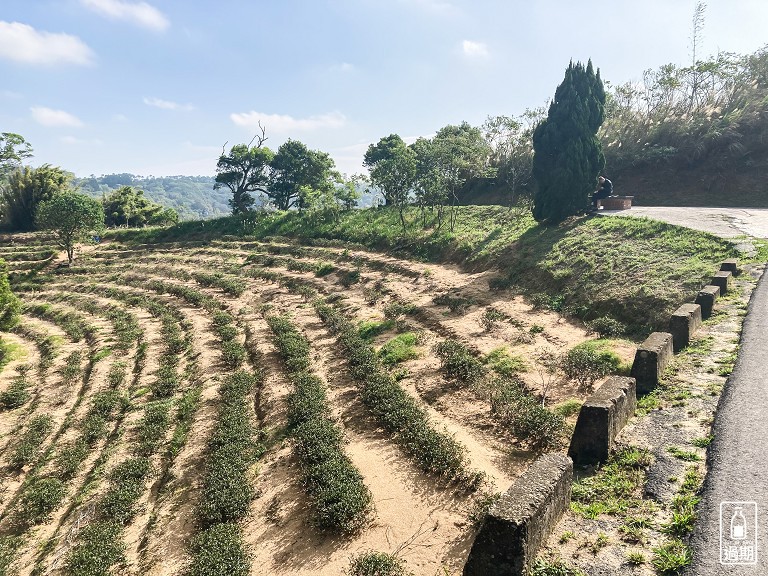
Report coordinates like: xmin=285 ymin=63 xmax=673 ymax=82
xmin=532 ymin=60 xmax=606 ymax=223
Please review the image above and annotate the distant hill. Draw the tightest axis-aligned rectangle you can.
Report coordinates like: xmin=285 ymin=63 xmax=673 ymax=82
xmin=75 ymin=174 xmax=230 ymax=220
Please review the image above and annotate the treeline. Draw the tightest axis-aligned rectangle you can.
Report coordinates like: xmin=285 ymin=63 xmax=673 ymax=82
xmin=75 ymin=174 xmax=226 ymax=220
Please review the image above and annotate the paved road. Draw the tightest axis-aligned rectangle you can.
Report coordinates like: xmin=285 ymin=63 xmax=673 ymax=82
xmin=600 ymin=207 xmax=768 ymax=238
xmin=686 ymin=269 xmax=768 ymax=575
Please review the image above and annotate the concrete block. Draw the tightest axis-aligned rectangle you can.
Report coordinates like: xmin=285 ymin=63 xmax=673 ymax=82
xmin=711 ymin=271 xmax=732 ymax=295
xmin=669 ymin=303 xmax=702 ymax=352
xmin=695 ymin=285 xmax=720 ymax=320
xmin=463 ymin=454 xmax=573 ymax=576
xmin=630 ymin=332 xmax=674 ymax=394
xmin=720 ymin=259 xmax=739 ymax=275
xmin=567 ymin=376 xmax=637 ymax=467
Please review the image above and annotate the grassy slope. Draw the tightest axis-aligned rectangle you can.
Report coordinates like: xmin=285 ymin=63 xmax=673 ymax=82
xmin=106 ymin=206 xmax=738 ymax=336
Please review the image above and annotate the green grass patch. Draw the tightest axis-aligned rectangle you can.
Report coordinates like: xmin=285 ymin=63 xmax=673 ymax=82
xmin=358 ymin=319 xmax=395 ymax=340
xmin=667 ymin=446 xmax=702 ymax=462
xmin=378 ymin=333 xmax=420 ymax=366
xmin=484 ymin=347 xmax=528 ymax=376
xmin=571 ymin=447 xmax=653 ymax=518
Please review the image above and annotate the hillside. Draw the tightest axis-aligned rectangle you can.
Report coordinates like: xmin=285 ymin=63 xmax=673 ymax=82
xmin=75 ymin=174 xmax=228 ymax=220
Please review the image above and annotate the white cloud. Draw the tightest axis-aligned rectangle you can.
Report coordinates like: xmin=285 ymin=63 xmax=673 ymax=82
xmin=462 ymin=40 xmax=489 ymax=58
xmin=330 ymin=62 xmax=355 ymax=73
xmin=31 ymin=107 xmax=83 ymax=128
xmin=61 ymin=136 xmax=102 ymax=145
xmin=230 ymin=111 xmax=347 ymax=132
xmin=113 ymin=113 xmax=129 ymax=122
xmin=399 ymin=0 xmax=459 ymax=17
xmin=0 ymin=21 xmax=94 ymax=66
xmin=143 ymin=97 xmax=194 ymax=111
xmin=80 ymin=0 xmax=169 ymax=31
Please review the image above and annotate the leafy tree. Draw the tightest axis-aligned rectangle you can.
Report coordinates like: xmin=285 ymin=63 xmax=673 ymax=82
xmin=0 ymin=133 xmax=33 ymax=178
xmin=102 ymin=186 xmax=178 ymax=227
xmin=0 ymin=259 xmax=21 ymax=331
xmin=410 ymin=137 xmax=446 ymax=225
xmin=36 ymin=191 xmax=104 ymax=265
xmin=269 ymin=139 xmax=337 ymax=211
xmin=364 ymin=134 xmax=416 ymax=231
xmin=0 ymin=165 xmax=71 ymax=231
xmin=214 ymin=128 xmax=274 ymax=215
xmin=430 ymin=122 xmax=492 ymax=230
xmin=483 ymin=110 xmax=543 ymax=207
xmin=334 ymin=174 xmax=363 ymax=211
xmin=532 ymin=60 xmax=606 ymax=223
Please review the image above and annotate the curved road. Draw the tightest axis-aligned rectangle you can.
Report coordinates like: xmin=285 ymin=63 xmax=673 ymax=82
xmin=603 ymin=207 xmax=768 ymax=574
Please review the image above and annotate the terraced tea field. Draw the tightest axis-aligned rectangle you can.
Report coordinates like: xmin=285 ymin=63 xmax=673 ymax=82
xmin=0 ymin=236 xmax=632 ymax=576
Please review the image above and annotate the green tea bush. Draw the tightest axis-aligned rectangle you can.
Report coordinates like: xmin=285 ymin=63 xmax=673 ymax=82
xmin=562 ymin=340 xmax=621 ymax=390
xmin=54 ymin=440 xmax=89 ymax=479
xmin=90 ymin=390 xmax=122 ymax=419
xmin=0 ymin=536 xmax=21 ymax=576
xmin=152 ymin=363 xmax=180 ymax=397
xmin=434 ymin=339 xmax=485 ymax=385
xmin=187 ymin=523 xmax=250 ymax=576
xmin=489 ymin=378 xmax=566 ymax=453
xmin=382 ymin=301 xmax=416 ymax=320
xmin=16 ymin=477 xmax=66 ymax=525
xmin=433 ymin=293 xmax=475 ymax=313
xmin=80 ymin=413 xmax=108 ymax=445
xmin=315 ymin=262 xmax=336 ymax=277
xmin=10 ymin=415 xmax=54 ymax=469
xmin=266 ymin=315 xmax=310 ymax=373
xmin=220 ymin=340 xmax=246 ymax=368
xmin=0 ymin=375 xmax=30 ymax=409
xmin=586 ymin=316 xmax=627 ymax=338
xmin=99 ymin=457 xmax=152 ymax=524
xmin=137 ymin=402 xmax=171 ymax=455
xmin=64 ymin=521 xmax=125 ymax=576
xmin=60 ymin=351 xmax=83 ymax=386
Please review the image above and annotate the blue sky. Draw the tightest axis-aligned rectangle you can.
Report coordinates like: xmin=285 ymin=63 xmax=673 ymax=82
xmin=1 ymin=0 xmax=767 ymax=178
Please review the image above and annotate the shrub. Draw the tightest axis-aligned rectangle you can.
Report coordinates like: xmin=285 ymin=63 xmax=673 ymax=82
xmin=60 ymin=351 xmax=83 ymax=386
xmin=346 ymin=551 xmax=412 ymax=576
xmin=378 ymin=333 xmax=420 ymax=366
xmin=16 ymin=477 xmax=67 ymax=525
xmin=315 ymin=262 xmax=336 ymax=277
xmin=480 ymin=306 xmax=509 ymax=332
xmin=339 ymin=269 xmax=360 ymax=287
xmin=220 ymin=340 xmax=246 ymax=368
xmin=9 ymin=415 xmax=54 ymax=469
xmin=64 ymin=521 xmax=125 ymax=576
xmin=586 ymin=315 xmax=627 ymax=338
xmin=434 ymin=339 xmax=485 ymax=385
xmin=187 ymin=523 xmax=250 ymax=576
xmin=562 ymin=340 xmax=621 ymax=390
xmin=0 ymin=376 xmax=30 ymax=410
xmin=54 ymin=440 xmax=89 ymax=479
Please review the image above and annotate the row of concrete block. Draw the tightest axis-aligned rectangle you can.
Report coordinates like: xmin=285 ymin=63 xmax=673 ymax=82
xmin=463 ymin=259 xmax=740 ymax=575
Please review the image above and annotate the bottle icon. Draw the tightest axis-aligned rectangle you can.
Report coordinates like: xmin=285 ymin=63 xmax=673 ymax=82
xmin=731 ymin=507 xmax=747 ymax=540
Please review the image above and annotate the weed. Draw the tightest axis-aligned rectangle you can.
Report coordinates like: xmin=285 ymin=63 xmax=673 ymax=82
xmin=466 ymin=490 xmax=501 ymax=528
xmin=346 ymin=551 xmax=412 ymax=576
xmin=626 ymin=551 xmax=646 ymax=565
xmin=433 ymin=293 xmax=475 ymax=313
xmin=528 ymin=556 xmax=587 ymax=576
xmin=358 ymin=319 xmax=395 ymax=340
xmin=559 ymin=531 xmax=576 ymax=544
xmin=315 ymin=262 xmax=336 ymax=277
xmin=667 ymin=446 xmax=701 ymax=462
xmin=484 ymin=347 xmax=527 ymax=377
xmin=652 ymin=538 xmax=692 ymax=574
xmin=691 ymin=434 xmax=714 ymax=447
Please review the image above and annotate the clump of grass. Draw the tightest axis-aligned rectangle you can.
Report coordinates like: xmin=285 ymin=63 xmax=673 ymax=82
xmin=484 ymin=347 xmax=527 ymax=376
xmin=691 ymin=434 xmax=714 ymax=447
xmin=358 ymin=319 xmax=396 ymax=340
xmin=571 ymin=447 xmax=654 ymax=518
xmin=378 ymin=333 xmax=420 ymax=366
xmin=652 ymin=538 xmax=692 ymax=574
xmin=553 ymin=399 xmax=582 ymax=418
xmin=346 ymin=551 xmax=413 ymax=576
xmin=667 ymin=446 xmax=701 ymax=462
xmin=529 ymin=556 xmax=586 ymax=575
xmin=626 ymin=551 xmax=646 ymax=565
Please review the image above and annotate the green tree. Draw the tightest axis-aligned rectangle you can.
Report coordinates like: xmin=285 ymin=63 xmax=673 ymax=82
xmin=0 ymin=165 xmax=70 ymax=231
xmin=532 ymin=60 xmax=606 ymax=223
xmin=269 ymin=140 xmax=337 ymax=211
xmin=0 ymin=259 xmax=21 ymax=331
xmin=102 ymin=186 xmax=178 ymax=227
xmin=0 ymin=133 xmax=33 ymax=178
xmin=364 ymin=134 xmax=416 ymax=232
xmin=431 ymin=122 xmax=492 ymax=230
xmin=214 ymin=128 xmax=274 ymax=215
xmin=36 ymin=191 xmax=104 ymax=265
